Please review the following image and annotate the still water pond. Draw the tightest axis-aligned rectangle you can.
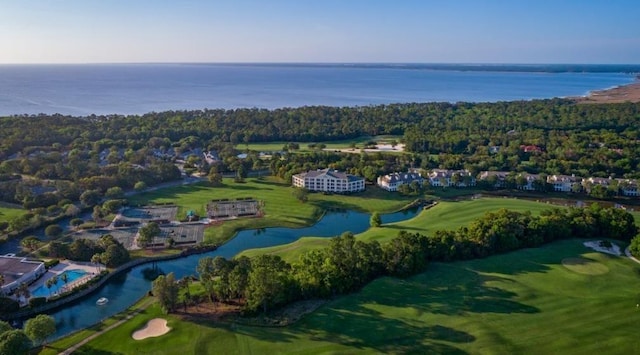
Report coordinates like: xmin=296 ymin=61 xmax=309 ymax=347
xmin=49 ymin=207 xmax=420 ymax=338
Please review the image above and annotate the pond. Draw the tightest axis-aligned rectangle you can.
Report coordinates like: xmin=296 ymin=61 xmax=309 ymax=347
xmin=45 ymin=207 xmax=421 ymax=339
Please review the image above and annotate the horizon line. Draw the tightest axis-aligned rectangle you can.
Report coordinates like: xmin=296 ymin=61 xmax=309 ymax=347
xmin=1 ymin=61 xmax=640 ymax=66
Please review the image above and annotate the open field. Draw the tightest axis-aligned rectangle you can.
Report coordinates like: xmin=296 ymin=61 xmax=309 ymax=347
xmin=128 ymin=177 xmax=413 ymax=245
xmin=58 ymin=239 xmax=640 ymax=354
xmin=236 ymin=135 xmax=403 ymax=152
xmin=0 ymin=203 xmax=24 ymax=223
xmin=240 ymin=197 xmax=556 ymax=262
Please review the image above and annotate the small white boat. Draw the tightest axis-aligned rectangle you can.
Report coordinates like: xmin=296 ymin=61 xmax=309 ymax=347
xmin=96 ymin=297 xmax=109 ymax=306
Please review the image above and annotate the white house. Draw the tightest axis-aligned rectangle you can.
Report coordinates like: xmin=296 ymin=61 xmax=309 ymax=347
xmin=377 ymin=171 xmax=424 ymax=192
xmin=0 ymin=256 xmax=46 ymax=294
xmin=547 ymin=174 xmax=581 ymax=192
xmin=292 ymin=169 xmax=365 ymax=193
xmin=583 ymin=177 xmax=612 ymax=193
xmin=517 ymin=173 xmax=539 ymax=191
xmin=478 ymin=171 xmax=510 ymax=188
xmin=616 ymin=178 xmax=639 ymax=197
xmin=428 ymin=169 xmax=476 ymax=187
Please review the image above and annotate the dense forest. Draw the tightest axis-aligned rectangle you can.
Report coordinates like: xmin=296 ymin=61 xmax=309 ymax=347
xmin=1 ymin=100 xmax=639 ymax=234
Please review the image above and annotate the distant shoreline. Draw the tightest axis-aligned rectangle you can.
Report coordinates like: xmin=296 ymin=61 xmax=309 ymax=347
xmin=573 ymin=79 xmax=640 ymax=103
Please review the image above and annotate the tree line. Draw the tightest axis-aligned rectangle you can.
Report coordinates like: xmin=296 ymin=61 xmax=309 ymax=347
xmin=1 ymin=100 xmax=639 ymax=236
xmin=151 ymin=205 xmax=637 ymax=314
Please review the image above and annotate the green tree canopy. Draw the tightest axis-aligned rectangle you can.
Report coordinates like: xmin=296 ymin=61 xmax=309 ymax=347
xmin=138 ymin=222 xmax=160 ymax=248
xmin=152 ymin=272 xmax=179 ymax=313
xmin=370 ymin=212 xmax=382 ymax=228
xmin=0 ymin=329 xmax=31 ymax=355
xmin=24 ymin=314 xmax=56 ymax=346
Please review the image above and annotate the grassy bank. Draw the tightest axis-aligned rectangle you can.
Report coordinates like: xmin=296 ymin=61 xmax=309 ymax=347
xmin=0 ymin=203 xmax=24 ymax=223
xmin=128 ymin=177 xmax=413 ymax=245
xmin=240 ymin=197 xmax=555 ymax=262
xmin=61 ymin=238 xmax=640 ymax=354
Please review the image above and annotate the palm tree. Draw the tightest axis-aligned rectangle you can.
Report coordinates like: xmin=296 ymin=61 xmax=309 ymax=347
xmin=45 ymin=277 xmax=55 ymax=298
xmin=60 ymin=273 xmax=69 ymax=292
xmin=15 ymin=282 xmax=30 ymax=303
xmin=91 ymin=254 xmax=102 ymax=273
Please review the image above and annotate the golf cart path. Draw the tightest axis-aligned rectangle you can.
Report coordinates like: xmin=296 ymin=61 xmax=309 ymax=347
xmin=59 ymin=298 xmax=154 ymax=355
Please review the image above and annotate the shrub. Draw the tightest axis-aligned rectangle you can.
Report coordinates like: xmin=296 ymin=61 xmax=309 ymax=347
xmin=70 ymin=218 xmax=84 ymax=227
xmin=28 ymin=297 xmax=47 ymax=308
xmin=44 ymin=224 xmax=63 ymax=238
xmin=0 ymin=297 xmax=20 ymax=313
xmin=44 ymin=259 xmax=60 ymax=269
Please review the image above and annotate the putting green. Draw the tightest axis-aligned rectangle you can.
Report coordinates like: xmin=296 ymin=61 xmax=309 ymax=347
xmin=562 ymin=257 xmax=610 ymax=275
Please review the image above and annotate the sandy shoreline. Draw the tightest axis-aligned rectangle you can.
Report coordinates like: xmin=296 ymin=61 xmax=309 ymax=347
xmin=573 ymin=79 xmax=640 ymax=104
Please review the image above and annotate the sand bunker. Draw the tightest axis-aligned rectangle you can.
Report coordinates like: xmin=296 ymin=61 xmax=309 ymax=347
xmin=562 ymin=257 xmax=609 ymax=275
xmin=132 ymin=318 xmax=171 ymax=340
xmin=583 ymin=240 xmax=621 ymax=256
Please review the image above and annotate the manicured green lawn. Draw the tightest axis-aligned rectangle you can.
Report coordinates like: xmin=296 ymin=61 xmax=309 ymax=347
xmin=128 ymin=177 xmax=413 ymax=245
xmin=0 ymin=203 xmax=24 ymax=223
xmin=236 ymin=135 xmax=403 ymax=152
xmin=241 ymin=197 xmax=555 ymax=262
xmin=359 ymin=197 xmax=555 ymax=242
xmin=631 ymin=210 xmax=640 ymax=226
xmin=66 ymin=239 xmax=640 ymax=354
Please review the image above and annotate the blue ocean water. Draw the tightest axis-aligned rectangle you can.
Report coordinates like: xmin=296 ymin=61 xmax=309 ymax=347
xmin=0 ymin=63 xmax=635 ymax=116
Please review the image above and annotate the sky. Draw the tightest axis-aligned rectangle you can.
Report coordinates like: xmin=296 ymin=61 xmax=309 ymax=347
xmin=0 ymin=0 xmax=639 ymax=64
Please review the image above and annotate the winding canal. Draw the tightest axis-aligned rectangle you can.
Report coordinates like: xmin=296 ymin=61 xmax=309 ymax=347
xmin=48 ymin=207 xmax=420 ymax=339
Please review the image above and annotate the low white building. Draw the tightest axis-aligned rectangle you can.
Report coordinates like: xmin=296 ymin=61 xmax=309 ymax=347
xmin=0 ymin=256 xmax=46 ymax=294
xmin=583 ymin=177 xmax=612 ymax=193
xmin=292 ymin=169 xmax=365 ymax=193
xmin=517 ymin=173 xmax=539 ymax=191
xmin=478 ymin=171 xmax=510 ymax=188
xmin=547 ymin=174 xmax=581 ymax=192
xmin=428 ymin=169 xmax=476 ymax=187
xmin=377 ymin=172 xmax=424 ymax=192
xmin=616 ymin=178 xmax=639 ymax=197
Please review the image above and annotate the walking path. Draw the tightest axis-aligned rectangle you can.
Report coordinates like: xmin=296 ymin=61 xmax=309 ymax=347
xmin=624 ymin=247 xmax=640 ymax=264
xmin=58 ymin=297 xmax=154 ymax=355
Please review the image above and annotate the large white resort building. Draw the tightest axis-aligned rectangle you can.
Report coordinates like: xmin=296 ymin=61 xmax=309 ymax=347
xmin=292 ymin=169 xmax=365 ymax=193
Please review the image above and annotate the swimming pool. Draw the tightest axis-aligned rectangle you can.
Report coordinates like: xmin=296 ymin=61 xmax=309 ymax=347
xmin=31 ymin=269 xmax=88 ymax=298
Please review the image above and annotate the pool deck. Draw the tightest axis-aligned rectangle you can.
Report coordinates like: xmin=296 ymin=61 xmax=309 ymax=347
xmin=28 ymin=261 xmax=103 ymax=300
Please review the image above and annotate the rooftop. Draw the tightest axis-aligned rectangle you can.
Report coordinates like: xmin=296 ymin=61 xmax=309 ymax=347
xmin=0 ymin=256 xmax=44 ymax=286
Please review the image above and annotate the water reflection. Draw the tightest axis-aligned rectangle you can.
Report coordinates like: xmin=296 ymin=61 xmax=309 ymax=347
xmin=45 ymin=207 xmax=420 ymax=339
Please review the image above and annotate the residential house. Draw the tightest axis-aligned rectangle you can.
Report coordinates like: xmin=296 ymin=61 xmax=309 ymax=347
xmin=547 ymin=174 xmax=581 ymax=192
xmin=428 ymin=169 xmax=476 ymax=188
xmin=616 ymin=179 xmax=640 ymax=197
xmin=377 ymin=171 xmax=424 ymax=192
xmin=517 ymin=173 xmax=539 ymax=191
xmin=478 ymin=171 xmax=510 ymax=188
xmin=521 ymin=145 xmax=542 ymax=153
xmin=292 ymin=169 xmax=365 ymax=193
xmin=583 ymin=177 xmax=612 ymax=193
